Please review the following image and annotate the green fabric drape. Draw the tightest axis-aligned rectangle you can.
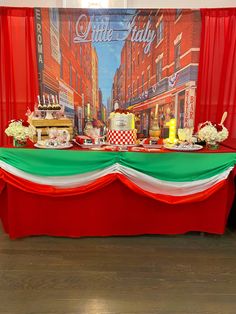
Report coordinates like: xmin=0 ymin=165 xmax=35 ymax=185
xmin=0 ymin=148 xmax=236 ymax=182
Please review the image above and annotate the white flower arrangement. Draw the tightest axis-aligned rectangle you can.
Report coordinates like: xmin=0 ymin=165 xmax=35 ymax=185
xmin=5 ymin=119 xmax=36 ymax=141
xmin=198 ymin=121 xmax=228 ymax=143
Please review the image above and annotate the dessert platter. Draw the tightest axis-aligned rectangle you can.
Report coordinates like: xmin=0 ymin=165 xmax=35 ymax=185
xmin=73 ymin=135 xmax=106 ymax=149
xmin=164 ymin=143 xmax=203 ymax=151
xmin=34 ymin=128 xmax=72 ymax=149
xmin=87 ymin=145 xmax=162 ymax=153
xmin=34 ymin=140 xmax=73 ymax=149
xmin=89 ymin=145 xmax=131 ymax=152
xmin=140 ymin=138 xmax=162 ymax=149
xmin=141 ymin=143 xmax=162 ymax=149
xmin=129 ymin=146 xmax=161 ymax=152
xmin=88 ymin=145 xmax=138 ymax=152
xmin=72 ymin=140 xmax=103 ymax=149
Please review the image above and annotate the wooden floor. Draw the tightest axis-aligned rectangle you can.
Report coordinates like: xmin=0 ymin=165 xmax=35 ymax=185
xmin=1 ymin=227 xmax=236 ymax=313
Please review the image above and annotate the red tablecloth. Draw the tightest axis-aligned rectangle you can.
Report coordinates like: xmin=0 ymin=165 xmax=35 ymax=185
xmin=0 ymin=143 xmax=235 ymax=238
xmin=4 ymin=139 xmax=236 ymax=153
xmin=0 ymin=172 xmax=235 ymax=239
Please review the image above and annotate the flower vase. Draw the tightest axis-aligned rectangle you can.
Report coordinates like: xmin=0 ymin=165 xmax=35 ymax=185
xmin=84 ymin=120 xmax=94 ymax=137
xmin=149 ymin=117 xmax=161 ymax=139
xmin=13 ymin=138 xmax=27 ymax=148
xmin=206 ymin=141 xmax=219 ymax=150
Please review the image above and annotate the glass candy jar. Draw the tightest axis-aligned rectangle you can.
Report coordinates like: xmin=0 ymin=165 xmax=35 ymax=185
xmin=149 ymin=117 xmax=161 ymax=139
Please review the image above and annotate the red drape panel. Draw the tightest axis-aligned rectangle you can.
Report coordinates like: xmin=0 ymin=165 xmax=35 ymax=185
xmin=0 ymin=175 xmax=235 ymax=239
xmin=0 ymin=7 xmax=39 ymax=147
xmin=195 ymin=8 xmax=236 ymax=149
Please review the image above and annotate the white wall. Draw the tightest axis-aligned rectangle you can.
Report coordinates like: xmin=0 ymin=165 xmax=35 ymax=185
xmin=0 ymin=0 xmax=235 ymax=8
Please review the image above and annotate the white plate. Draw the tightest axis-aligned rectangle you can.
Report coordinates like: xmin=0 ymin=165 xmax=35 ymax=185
xmin=142 ymin=144 xmax=162 ymax=149
xmin=164 ymin=144 xmax=203 ymax=151
xmin=72 ymin=139 xmax=104 ymax=149
xmin=34 ymin=143 xmax=73 ymax=149
xmin=111 ymin=144 xmax=138 ymax=147
xmin=90 ymin=147 xmax=106 ymax=151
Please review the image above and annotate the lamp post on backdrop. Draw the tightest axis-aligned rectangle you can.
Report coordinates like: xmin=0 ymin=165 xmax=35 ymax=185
xmin=114 ymin=101 xmax=119 ymax=111
xmin=84 ymin=102 xmax=93 ymax=135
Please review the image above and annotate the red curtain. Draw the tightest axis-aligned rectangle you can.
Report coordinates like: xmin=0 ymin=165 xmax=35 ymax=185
xmin=0 ymin=8 xmax=39 ymax=146
xmin=0 ymin=8 xmax=235 ymax=148
xmin=195 ymin=8 xmax=236 ymax=149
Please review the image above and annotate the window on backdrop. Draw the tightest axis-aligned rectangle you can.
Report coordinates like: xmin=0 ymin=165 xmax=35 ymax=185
xmin=142 ymin=73 xmax=144 ymax=93
xmin=156 ymin=20 xmax=163 ymax=45
xmin=60 ymin=50 xmax=63 ymax=79
xmin=176 ymin=9 xmax=182 ymax=20
xmin=76 ymin=72 xmax=78 ymax=91
xmin=175 ymin=41 xmax=181 ymax=71
xmin=80 ymin=45 xmax=82 ymax=64
xmin=128 ymin=86 xmax=131 ymax=98
xmin=80 ymin=77 xmax=82 ymax=94
xmin=156 ymin=58 xmax=162 ymax=82
xmin=147 ymin=68 xmax=151 ymax=89
xmin=69 ymin=62 xmax=72 ymax=86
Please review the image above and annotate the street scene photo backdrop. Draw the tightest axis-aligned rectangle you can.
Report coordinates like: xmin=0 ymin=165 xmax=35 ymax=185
xmin=35 ymin=8 xmax=201 ymax=136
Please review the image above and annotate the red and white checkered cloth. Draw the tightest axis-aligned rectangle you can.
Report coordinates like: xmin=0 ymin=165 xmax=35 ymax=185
xmin=107 ymin=129 xmax=137 ymax=145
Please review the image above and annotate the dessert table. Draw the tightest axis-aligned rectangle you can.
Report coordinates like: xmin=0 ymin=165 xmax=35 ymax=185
xmin=0 ymin=145 xmax=235 ymax=239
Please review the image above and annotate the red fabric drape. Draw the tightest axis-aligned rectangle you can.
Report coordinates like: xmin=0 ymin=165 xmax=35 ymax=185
xmin=195 ymin=8 xmax=236 ymax=149
xmin=1 ymin=176 xmax=235 ymax=238
xmin=0 ymin=8 xmax=39 ymax=146
xmin=0 ymin=169 xmax=229 ymax=204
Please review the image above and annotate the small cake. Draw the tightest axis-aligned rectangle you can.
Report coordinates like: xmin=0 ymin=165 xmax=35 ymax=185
xmin=47 ymin=104 xmax=53 ymax=110
xmin=107 ymin=109 xmax=137 ymax=145
xmin=75 ymin=135 xmax=94 ymax=145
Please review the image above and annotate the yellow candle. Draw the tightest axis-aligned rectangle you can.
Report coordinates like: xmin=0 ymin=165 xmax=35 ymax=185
xmin=169 ymin=118 xmax=176 ymax=143
xmin=131 ymin=115 xmax=135 ymax=129
xmin=154 ymin=104 xmax=158 ymax=118
xmin=87 ymin=103 xmax=90 ymax=118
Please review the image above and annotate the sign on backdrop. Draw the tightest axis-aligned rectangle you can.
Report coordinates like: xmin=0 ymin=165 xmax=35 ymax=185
xmin=35 ymin=8 xmax=201 ymax=135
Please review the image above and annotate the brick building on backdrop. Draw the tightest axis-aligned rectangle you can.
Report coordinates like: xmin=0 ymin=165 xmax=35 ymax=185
xmin=35 ymin=8 xmax=99 ymax=130
xmin=92 ymin=47 xmax=99 ymax=119
xmin=111 ymin=9 xmax=201 ymax=136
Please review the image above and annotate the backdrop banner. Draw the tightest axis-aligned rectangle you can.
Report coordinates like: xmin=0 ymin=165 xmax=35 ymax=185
xmin=34 ymin=8 xmax=201 ymax=135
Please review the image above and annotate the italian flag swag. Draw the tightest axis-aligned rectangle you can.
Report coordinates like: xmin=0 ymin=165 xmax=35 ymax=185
xmin=0 ymin=148 xmax=236 ymax=204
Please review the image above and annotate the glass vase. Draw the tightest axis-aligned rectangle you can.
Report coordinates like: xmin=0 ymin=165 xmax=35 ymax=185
xmin=13 ymin=138 xmax=27 ymax=148
xmin=149 ymin=117 xmax=161 ymax=138
xmin=206 ymin=141 xmax=219 ymax=150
